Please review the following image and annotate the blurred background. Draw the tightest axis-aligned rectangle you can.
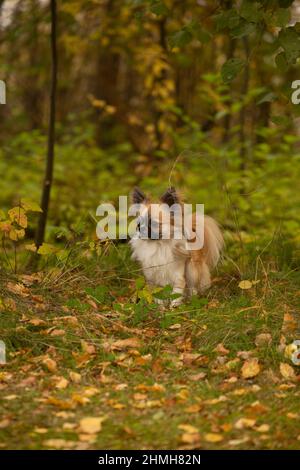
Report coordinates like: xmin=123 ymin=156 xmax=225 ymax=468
xmin=0 ymin=0 xmax=300 ymax=269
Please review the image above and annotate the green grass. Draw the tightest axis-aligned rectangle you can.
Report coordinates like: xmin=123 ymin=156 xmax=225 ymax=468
xmin=1 ymin=243 xmax=300 ymax=450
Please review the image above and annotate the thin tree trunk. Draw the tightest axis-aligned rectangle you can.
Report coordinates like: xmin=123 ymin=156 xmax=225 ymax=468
xmin=222 ymin=37 xmax=236 ymax=144
xmin=34 ymin=0 xmax=57 ymax=250
xmin=239 ymin=37 xmax=250 ymax=171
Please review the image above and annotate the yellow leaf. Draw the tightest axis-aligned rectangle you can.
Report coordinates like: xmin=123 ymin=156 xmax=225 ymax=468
xmin=185 ymin=404 xmax=202 ymax=413
xmin=8 ymin=207 xmax=27 ymax=228
xmin=204 ymin=433 xmax=224 ymax=443
xmin=50 ymin=329 xmax=65 ymax=337
xmin=178 ymin=424 xmax=198 ymax=434
xmin=238 ymin=280 xmax=253 ymax=290
xmin=25 ymin=243 xmax=37 ymax=252
xmin=234 ymin=418 xmax=256 ymax=429
xmin=55 ymin=377 xmax=69 ymax=389
xmin=43 ymin=357 xmax=57 ymax=372
xmin=9 ymin=228 xmax=25 ymax=241
xmin=0 ymin=220 xmax=12 ymax=233
xmin=20 ymin=198 xmax=42 ymax=212
xmin=29 ymin=318 xmax=46 ymax=326
xmin=241 ymin=358 xmax=260 ymax=379
xmin=180 ymin=432 xmax=200 ymax=444
xmin=71 ymin=394 xmax=90 ymax=405
xmin=33 ymin=427 xmax=48 ymax=434
xmin=69 ymin=371 xmax=81 ymax=383
xmin=43 ymin=439 xmax=76 ymax=449
xmin=280 ymin=362 xmax=296 ymax=380
xmin=37 ymin=243 xmax=58 ymax=255
xmin=256 ymin=424 xmax=270 ymax=433
xmin=79 ymin=417 xmax=106 ymax=434
xmin=110 ymin=337 xmax=141 ymax=350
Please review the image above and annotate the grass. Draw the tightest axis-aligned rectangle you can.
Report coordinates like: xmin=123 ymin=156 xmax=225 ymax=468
xmin=0 ymin=241 xmax=300 ymax=450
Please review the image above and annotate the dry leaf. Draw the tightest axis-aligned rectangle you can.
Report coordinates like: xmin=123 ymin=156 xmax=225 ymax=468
xmin=214 ymin=343 xmax=230 ymax=355
xmin=286 ymin=412 xmax=298 ymax=419
xmin=29 ymin=318 xmax=46 ymax=326
xmin=79 ymin=417 xmax=106 ymax=434
xmin=185 ymin=404 xmax=202 ymax=413
xmin=256 ymin=424 xmax=270 ymax=433
xmin=111 ymin=337 xmax=141 ymax=350
xmin=238 ymin=280 xmax=252 ymax=290
xmin=204 ymin=433 xmax=224 ymax=443
xmin=180 ymin=432 xmax=200 ymax=444
xmin=33 ymin=427 xmax=48 ymax=434
xmin=43 ymin=357 xmax=57 ymax=373
xmin=255 ymin=333 xmax=272 ymax=347
xmin=234 ymin=418 xmax=256 ymax=429
xmin=241 ymin=358 xmax=260 ymax=379
xmin=69 ymin=371 xmax=81 ymax=383
xmin=0 ymin=419 xmax=10 ymax=429
xmin=50 ymin=329 xmax=65 ymax=337
xmin=55 ymin=377 xmax=69 ymax=389
xmin=178 ymin=424 xmax=198 ymax=434
xmin=280 ymin=362 xmax=296 ymax=380
xmin=189 ymin=372 xmax=207 ymax=381
xmin=43 ymin=439 xmax=76 ymax=449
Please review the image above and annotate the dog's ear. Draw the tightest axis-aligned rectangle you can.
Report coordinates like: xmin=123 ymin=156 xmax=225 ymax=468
xmin=160 ymin=187 xmax=179 ymax=206
xmin=132 ymin=187 xmax=147 ymax=204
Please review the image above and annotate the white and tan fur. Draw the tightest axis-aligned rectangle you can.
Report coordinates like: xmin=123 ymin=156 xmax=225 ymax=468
xmin=130 ymin=187 xmax=223 ymax=307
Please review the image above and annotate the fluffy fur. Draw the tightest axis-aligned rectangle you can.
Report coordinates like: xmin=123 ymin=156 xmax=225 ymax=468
xmin=130 ymin=187 xmax=224 ymax=306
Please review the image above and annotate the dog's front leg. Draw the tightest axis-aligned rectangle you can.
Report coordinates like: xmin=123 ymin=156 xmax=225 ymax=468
xmin=171 ymin=287 xmax=185 ymax=308
xmin=170 ymin=274 xmax=186 ymax=308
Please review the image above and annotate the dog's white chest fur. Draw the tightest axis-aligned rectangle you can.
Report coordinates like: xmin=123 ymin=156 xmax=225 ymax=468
xmin=130 ymin=239 xmax=184 ymax=287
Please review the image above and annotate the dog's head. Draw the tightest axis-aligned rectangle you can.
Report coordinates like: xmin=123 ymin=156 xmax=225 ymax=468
xmin=131 ymin=187 xmax=182 ymax=240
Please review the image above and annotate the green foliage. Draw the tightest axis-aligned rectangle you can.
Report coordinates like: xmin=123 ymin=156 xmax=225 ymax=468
xmin=221 ymin=58 xmax=245 ymax=84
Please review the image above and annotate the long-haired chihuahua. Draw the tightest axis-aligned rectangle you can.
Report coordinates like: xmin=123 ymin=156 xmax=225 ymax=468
xmin=130 ymin=187 xmax=223 ymax=307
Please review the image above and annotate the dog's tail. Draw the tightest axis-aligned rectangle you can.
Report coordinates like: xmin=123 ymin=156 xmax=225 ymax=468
xmin=203 ymin=216 xmax=224 ymax=269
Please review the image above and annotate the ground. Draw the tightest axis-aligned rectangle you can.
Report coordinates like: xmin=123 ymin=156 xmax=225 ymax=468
xmin=0 ymin=244 xmax=300 ymax=450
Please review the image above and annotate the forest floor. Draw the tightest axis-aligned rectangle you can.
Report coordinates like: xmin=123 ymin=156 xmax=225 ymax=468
xmin=1 ymin=246 xmax=300 ymax=450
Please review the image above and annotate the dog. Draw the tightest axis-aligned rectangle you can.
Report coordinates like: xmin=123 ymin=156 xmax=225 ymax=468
xmin=129 ymin=187 xmax=224 ymax=307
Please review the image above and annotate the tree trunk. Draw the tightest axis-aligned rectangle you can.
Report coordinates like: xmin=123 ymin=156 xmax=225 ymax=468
xmin=34 ymin=0 xmax=57 ymax=251
xmin=239 ymin=37 xmax=250 ymax=171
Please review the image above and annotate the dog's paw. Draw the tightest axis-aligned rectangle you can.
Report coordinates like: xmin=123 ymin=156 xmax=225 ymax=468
xmin=170 ymin=296 xmax=183 ymax=308
xmin=154 ymin=297 xmax=168 ymax=308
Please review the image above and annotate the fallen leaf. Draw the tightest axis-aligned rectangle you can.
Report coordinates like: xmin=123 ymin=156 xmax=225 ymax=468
xmin=178 ymin=424 xmax=198 ymax=434
xmin=185 ymin=404 xmax=202 ymax=413
xmin=204 ymin=433 xmax=224 ymax=443
xmin=180 ymin=432 xmax=201 ymax=444
xmin=43 ymin=357 xmax=57 ymax=373
xmin=55 ymin=377 xmax=69 ymax=389
xmin=189 ymin=372 xmax=207 ymax=381
xmin=4 ymin=395 xmax=17 ymax=400
xmin=69 ymin=371 xmax=81 ymax=383
xmin=286 ymin=412 xmax=298 ymax=419
xmin=238 ymin=280 xmax=253 ymax=290
xmin=78 ymin=434 xmax=97 ymax=443
xmin=34 ymin=427 xmax=48 ymax=434
xmin=110 ymin=337 xmax=141 ymax=351
xmin=241 ymin=358 xmax=260 ymax=379
xmin=43 ymin=439 xmax=76 ymax=449
xmin=50 ymin=329 xmax=65 ymax=337
xmin=280 ymin=362 xmax=296 ymax=380
xmin=0 ymin=419 xmax=10 ymax=429
xmin=256 ymin=424 xmax=270 ymax=433
xmin=79 ymin=417 xmax=106 ymax=434
xmin=234 ymin=418 xmax=256 ymax=429
xmin=228 ymin=437 xmax=249 ymax=446
xmin=214 ymin=343 xmax=230 ymax=355
xmin=255 ymin=333 xmax=272 ymax=347
xmin=29 ymin=318 xmax=46 ymax=326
